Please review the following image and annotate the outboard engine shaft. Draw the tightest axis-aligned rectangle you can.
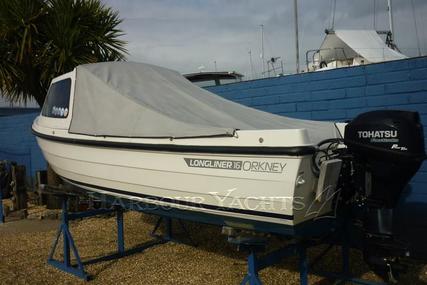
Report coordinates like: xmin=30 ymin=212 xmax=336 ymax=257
xmin=344 ymin=110 xmax=425 ymax=282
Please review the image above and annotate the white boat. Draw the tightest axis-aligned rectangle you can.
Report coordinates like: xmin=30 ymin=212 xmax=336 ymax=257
xmin=32 ymin=62 xmax=424 ymax=240
xmin=32 ymin=62 xmax=346 ymax=233
xmin=303 ymin=1 xmax=410 ymax=72
xmin=306 ymin=29 xmax=407 ymax=72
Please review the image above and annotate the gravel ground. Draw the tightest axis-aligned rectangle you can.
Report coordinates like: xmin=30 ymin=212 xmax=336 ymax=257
xmin=0 ymin=209 xmax=426 ymax=285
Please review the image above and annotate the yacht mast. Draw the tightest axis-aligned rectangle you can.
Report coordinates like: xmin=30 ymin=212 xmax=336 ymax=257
xmin=294 ymin=0 xmax=300 ymax=73
xmin=387 ymin=0 xmax=395 ymax=42
xmin=331 ymin=0 xmax=336 ymax=30
xmin=410 ymin=0 xmax=422 ymax=56
xmin=260 ymin=24 xmax=265 ymax=77
xmin=248 ymin=50 xmax=255 ymax=80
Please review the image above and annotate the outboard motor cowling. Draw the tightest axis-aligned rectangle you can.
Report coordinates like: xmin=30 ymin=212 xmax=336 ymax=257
xmin=345 ymin=110 xmax=425 ymax=208
xmin=343 ymin=110 xmax=425 ymax=282
xmin=345 ymin=110 xmax=425 ymax=160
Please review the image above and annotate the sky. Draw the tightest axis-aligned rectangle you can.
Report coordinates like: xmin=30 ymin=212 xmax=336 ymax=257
xmin=2 ymin=0 xmax=427 ymax=108
xmin=102 ymin=0 xmax=427 ymax=79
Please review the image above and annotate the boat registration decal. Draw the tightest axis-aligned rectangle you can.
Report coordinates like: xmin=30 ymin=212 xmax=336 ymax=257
xmin=184 ymin=158 xmax=286 ymax=173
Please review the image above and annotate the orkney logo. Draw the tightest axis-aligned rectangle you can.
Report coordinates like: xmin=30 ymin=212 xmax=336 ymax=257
xmin=184 ymin=158 xmax=286 ymax=173
xmin=357 ymin=130 xmax=398 ymax=143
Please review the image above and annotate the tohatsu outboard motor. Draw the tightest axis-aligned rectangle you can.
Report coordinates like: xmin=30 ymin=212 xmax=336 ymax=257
xmin=344 ymin=110 xmax=425 ymax=282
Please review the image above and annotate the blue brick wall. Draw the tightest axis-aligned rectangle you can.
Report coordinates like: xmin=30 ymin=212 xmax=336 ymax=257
xmin=0 ymin=112 xmax=45 ymax=180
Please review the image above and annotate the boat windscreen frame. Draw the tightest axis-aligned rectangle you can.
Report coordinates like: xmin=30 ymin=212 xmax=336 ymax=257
xmin=38 ymin=71 xmax=76 ymax=130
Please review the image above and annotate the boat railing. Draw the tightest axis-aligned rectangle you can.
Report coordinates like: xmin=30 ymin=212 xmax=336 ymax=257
xmin=305 ymin=47 xmax=348 ymax=71
xmin=305 ymin=47 xmax=403 ymax=71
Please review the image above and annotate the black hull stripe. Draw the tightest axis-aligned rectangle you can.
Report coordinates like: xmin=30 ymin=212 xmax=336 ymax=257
xmin=32 ymin=129 xmax=315 ymax=156
xmin=65 ymin=178 xmax=294 ymax=221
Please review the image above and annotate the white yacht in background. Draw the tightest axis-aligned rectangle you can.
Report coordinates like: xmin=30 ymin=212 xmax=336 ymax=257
xmin=291 ymin=0 xmax=416 ymax=73
xmin=305 ymin=29 xmax=407 ymax=72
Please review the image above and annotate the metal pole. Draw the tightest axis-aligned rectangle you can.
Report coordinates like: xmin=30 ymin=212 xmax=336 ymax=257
xmin=373 ymin=0 xmax=376 ymax=30
xmin=410 ymin=0 xmax=422 ymax=56
xmin=387 ymin=0 xmax=395 ymax=42
xmin=117 ymin=207 xmax=125 ymax=254
xmin=298 ymin=246 xmax=308 ymax=285
xmin=331 ymin=0 xmax=336 ymax=30
xmin=248 ymin=50 xmax=255 ymax=80
xmin=62 ymin=198 xmax=70 ymax=267
xmin=214 ymin=60 xmax=217 ymax=72
xmin=294 ymin=0 xmax=300 ymax=74
xmin=260 ymin=24 xmax=265 ymax=77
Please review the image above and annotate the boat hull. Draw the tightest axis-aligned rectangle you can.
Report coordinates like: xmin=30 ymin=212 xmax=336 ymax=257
xmin=36 ymin=136 xmax=333 ymax=229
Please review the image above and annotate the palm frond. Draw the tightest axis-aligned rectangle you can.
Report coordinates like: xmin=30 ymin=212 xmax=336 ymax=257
xmin=0 ymin=0 xmax=127 ymax=106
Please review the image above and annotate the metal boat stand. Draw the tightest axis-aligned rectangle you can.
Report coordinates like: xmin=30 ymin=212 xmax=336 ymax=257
xmin=232 ymin=236 xmax=387 ymax=285
xmin=151 ymin=216 xmax=197 ymax=246
xmin=311 ymin=243 xmax=387 ymax=285
xmin=242 ymin=244 xmax=308 ymax=285
xmin=47 ymin=196 xmax=186 ymax=281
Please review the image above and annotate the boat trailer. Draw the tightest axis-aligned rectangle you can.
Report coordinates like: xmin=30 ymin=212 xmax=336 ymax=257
xmin=44 ymin=190 xmax=388 ymax=285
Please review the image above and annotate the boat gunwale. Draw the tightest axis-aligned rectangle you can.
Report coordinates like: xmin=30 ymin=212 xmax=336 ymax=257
xmin=32 ymin=128 xmax=316 ymax=156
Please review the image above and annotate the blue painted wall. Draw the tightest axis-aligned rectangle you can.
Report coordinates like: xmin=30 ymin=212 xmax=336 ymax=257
xmin=0 ymin=112 xmax=45 ymax=180
xmin=207 ymin=56 xmax=427 ymax=258
xmin=0 ymin=108 xmax=40 ymax=117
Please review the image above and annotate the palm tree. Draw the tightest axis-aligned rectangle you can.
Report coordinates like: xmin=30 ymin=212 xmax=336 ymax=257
xmin=0 ymin=0 xmax=127 ymax=107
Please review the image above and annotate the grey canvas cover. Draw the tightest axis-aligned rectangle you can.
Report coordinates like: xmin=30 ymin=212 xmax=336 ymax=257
xmin=70 ymin=62 xmax=340 ymax=144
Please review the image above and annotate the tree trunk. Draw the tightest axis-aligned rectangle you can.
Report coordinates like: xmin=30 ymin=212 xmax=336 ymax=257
xmin=33 ymin=89 xmax=45 ymax=108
